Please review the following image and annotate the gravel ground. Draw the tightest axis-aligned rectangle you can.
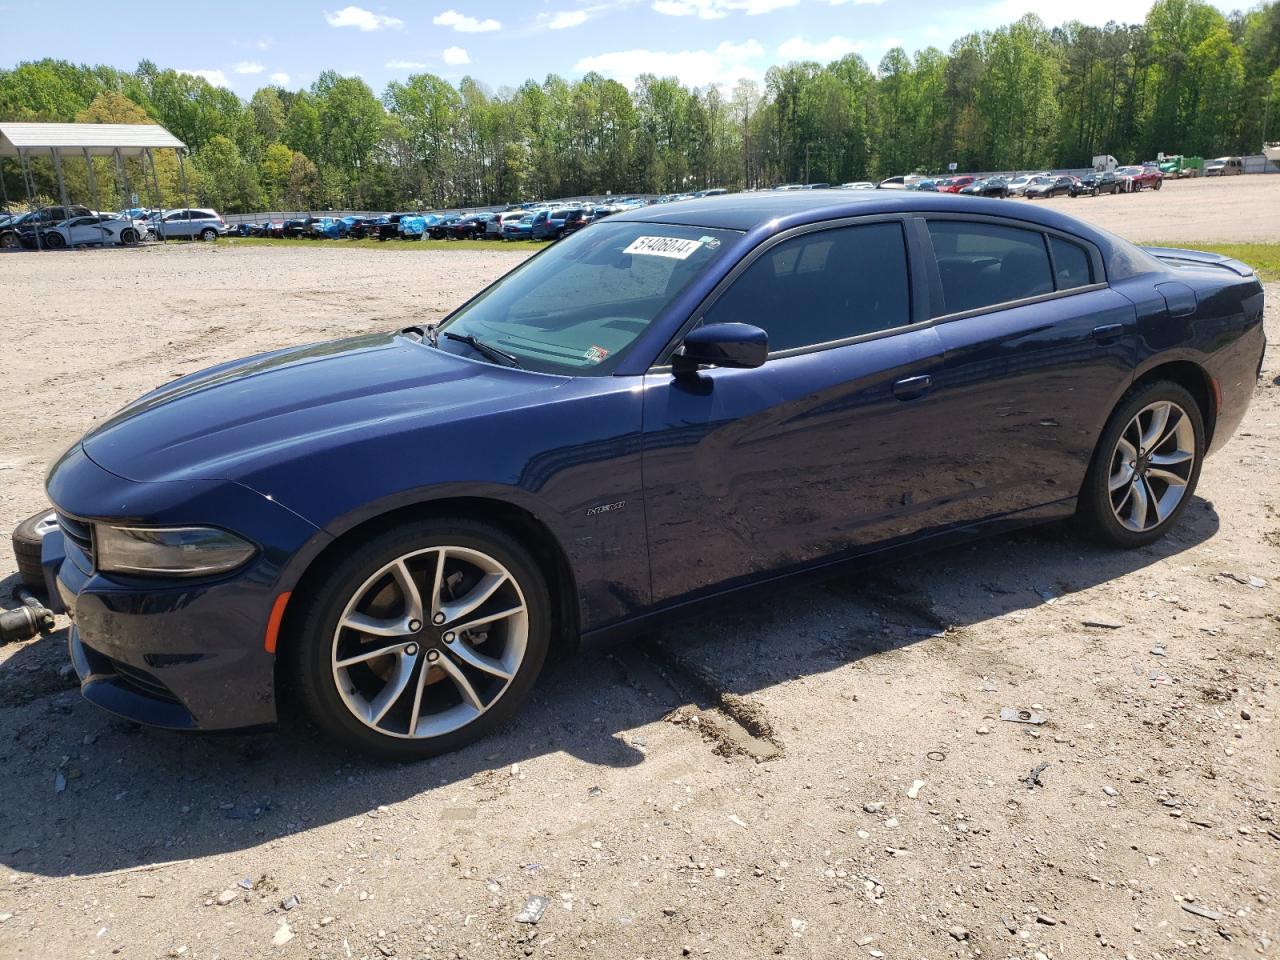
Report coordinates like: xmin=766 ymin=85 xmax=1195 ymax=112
xmin=0 ymin=175 xmax=1276 ymax=960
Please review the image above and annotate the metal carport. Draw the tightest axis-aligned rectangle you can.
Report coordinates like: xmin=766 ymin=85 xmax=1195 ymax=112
xmin=0 ymin=121 xmax=190 ymax=249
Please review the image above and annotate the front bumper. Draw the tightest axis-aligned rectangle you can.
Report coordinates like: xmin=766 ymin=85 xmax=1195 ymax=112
xmin=45 ymin=445 xmax=325 ymax=731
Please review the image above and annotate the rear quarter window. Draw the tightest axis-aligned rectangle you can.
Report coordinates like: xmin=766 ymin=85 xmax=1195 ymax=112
xmin=1049 ymin=236 xmax=1093 ymax=290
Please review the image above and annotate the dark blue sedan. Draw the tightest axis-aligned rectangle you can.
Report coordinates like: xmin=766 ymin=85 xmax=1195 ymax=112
xmin=43 ymin=192 xmax=1265 ymax=758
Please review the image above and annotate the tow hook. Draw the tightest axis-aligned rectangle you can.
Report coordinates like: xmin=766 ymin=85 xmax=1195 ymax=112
xmin=0 ymin=587 xmax=55 ymax=645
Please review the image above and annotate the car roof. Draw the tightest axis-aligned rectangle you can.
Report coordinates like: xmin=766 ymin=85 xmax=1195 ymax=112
xmin=612 ymin=190 xmax=1103 ymax=237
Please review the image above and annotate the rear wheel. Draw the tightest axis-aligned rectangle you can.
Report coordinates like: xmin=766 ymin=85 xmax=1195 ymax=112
xmin=1153 ymin=178 xmax=1163 ymax=191
xmin=1077 ymin=381 xmax=1204 ymax=548
xmin=199 ymin=227 xmax=217 ymax=241
xmin=120 ymin=228 xmax=138 ymax=245
xmin=287 ymin=518 xmax=551 ymax=760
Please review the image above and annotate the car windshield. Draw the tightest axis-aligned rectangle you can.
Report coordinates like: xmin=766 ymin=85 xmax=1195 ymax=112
xmin=437 ymin=220 xmax=740 ymax=375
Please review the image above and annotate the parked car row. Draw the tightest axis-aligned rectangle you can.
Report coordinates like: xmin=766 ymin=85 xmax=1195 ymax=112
xmin=0 ymin=205 xmax=228 ymax=249
xmin=876 ymin=162 xmax=1171 ymax=201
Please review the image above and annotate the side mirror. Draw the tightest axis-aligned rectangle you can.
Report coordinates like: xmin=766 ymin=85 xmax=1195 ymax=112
xmin=673 ymin=322 xmax=768 ymax=374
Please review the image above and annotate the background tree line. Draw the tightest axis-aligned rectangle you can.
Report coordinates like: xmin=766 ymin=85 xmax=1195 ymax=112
xmin=2 ymin=0 xmax=1278 ymax=213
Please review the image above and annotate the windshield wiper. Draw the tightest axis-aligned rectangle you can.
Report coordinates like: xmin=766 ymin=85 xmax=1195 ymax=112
xmin=443 ymin=330 xmax=521 ymax=368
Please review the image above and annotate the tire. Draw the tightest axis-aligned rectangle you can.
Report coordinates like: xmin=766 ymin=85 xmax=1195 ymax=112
xmin=12 ymin=509 xmax=56 ymax=590
xmin=120 ymin=228 xmax=138 ymax=245
xmin=1077 ymin=381 xmax=1205 ymax=549
xmin=0 ymin=231 xmax=17 ymax=249
xmin=286 ymin=517 xmax=552 ymax=760
xmin=1153 ymin=178 xmax=1162 ymax=191
xmin=199 ymin=228 xmax=217 ymax=241
xmin=43 ymin=232 xmax=66 ymax=248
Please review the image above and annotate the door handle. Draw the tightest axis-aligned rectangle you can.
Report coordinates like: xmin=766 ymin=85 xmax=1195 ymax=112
xmin=893 ymin=374 xmax=932 ymax=400
xmin=1092 ymin=323 xmax=1124 ymax=344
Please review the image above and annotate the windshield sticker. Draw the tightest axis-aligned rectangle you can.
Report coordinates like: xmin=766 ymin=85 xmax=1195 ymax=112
xmin=698 ymin=235 xmax=721 ymax=250
xmin=623 ymin=236 xmax=703 ymax=260
xmin=585 ymin=344 xmax=610 ymax=363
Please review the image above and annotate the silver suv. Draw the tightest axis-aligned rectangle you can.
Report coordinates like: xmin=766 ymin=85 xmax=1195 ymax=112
xmin=155 ymin=208 xmax=227 ymax=240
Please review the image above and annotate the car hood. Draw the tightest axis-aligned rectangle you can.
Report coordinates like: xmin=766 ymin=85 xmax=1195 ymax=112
xmin=81 ymin=331 xmax=567 ymax=485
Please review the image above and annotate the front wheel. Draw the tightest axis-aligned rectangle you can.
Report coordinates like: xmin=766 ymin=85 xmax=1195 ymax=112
xmin=120 ymin=228 xmax=138 ymax=245
xmin=43 ymin=232 xmax=66 ymax=248
xmin=1077 ymin=381 xmax=1204 ymax=548
xmin=287 ymin=518 xmax=552 ymax=760
xmin=1153 ymin=178 xmax=1162 ymax=190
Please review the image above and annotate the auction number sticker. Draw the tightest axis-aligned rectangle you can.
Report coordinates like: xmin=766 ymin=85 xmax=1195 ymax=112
xmin=623 ymin=236 xmax=703 ymax=260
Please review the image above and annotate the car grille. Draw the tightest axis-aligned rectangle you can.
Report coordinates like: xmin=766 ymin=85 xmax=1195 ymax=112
xmin=56 ymin=512 xmax=94 ymax=567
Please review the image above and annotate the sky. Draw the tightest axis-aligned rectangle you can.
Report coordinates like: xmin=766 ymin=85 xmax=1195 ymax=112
xmin=1 ymin=0 xmax=1242 ymax=95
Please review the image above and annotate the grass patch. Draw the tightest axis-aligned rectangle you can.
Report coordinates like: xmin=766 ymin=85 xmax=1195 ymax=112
xmin=1146 ymin=241 xmax=1280 ymax=281
xmin=222 ymin=235 xmax=528 ymax=252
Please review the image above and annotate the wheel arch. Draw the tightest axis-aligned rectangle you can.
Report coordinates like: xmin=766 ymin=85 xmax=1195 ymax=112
xmin=274 ymin=495 xmax=582 ymax=685
xmin=1131 ymin=359 xmax=1217 ymax=446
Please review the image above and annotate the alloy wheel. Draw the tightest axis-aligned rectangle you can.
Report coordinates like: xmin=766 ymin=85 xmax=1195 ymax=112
xmin=331 ymin=546 xmax=529 ymax=740
xmin=1108 ymin=400 xmax=1196 ymax=533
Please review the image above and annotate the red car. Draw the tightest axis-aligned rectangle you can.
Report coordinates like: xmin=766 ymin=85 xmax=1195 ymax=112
xmin=938 ymin=175 xmax=975 ymax=194
xmin=1115 ymin=165 xmax=1163 ymax=192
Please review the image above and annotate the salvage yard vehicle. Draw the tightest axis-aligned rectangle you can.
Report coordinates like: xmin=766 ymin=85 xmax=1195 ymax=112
xmin=959 ymin=177 xmax=1009 ymax=198
xmin=1007 ymin=174 xmax=1050 ymax=197
xmin=38 ymin=191 xmax=1265 ymax=759
xmin=1156 ymin=154 xmax=1203 ymax=178
xmin=1115 ymin=165 xmax=1163 ymax=191
xmin=0 ymin=204 xmax=92 ymax=248
xmin=1205 ymin=156 xmax=1243 ymax=176
xmin=1024 ymin=174 xmax=1078 ymax=198
xmin=485 ymin=210 xmax=527 ymax=238
xmin=1071 ymin=171 xmax=1123 ymax=197
xmin=155 ymin=208 xmax=227 ymax=241
xmin=41 ymin=213 xmax=148 ymax=248
xmin=443 ymin=213 xmax=494 ymax=240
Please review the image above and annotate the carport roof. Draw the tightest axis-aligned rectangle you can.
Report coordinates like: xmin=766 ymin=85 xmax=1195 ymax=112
xmin=0 ymin=122 xmax=186 ymax=157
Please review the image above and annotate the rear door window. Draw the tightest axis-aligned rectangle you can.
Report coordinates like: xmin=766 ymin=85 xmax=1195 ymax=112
xmin=703 ymin=221 xmax=912 ymax=352
xmin=927 ymin=221 xmax=1054 ymax=315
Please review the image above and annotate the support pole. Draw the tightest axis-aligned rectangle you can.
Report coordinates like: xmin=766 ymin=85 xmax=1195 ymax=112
xmin=83 ymin=147 xmax=105 ymax=245
xmin=145 ymin=148 xmax=163 ymax=242
xmin=177 ymin=148 xmax=191 ymax=216
xmin=19 ymin=149 xmax=42 ymax=251
xmin=52 ymin=147 xmax=71 ymax=213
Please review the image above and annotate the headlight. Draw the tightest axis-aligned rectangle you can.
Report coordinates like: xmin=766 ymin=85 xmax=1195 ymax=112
xmin=95 ymin=525 xmax=256 ymax=577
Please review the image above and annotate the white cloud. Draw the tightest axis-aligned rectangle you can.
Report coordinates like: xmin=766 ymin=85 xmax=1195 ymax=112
xmin=325 ymin=5 xmax=403 ymax=31
xmin=385 ymin=59 xmax=431 ymax=69
xmin=179 ymin=68 xmax=229 ymax=87
xmin=543 ymin=10 xmax=588 ymax=28
xmin=777 ymin=35 xmax=864 ymax=61
xmin=236 ymin=38 xmax=274 ymax=51
xmin=269 ymin=71 xmax=291 ymax=85
xmin=987 ymin=0 xmax=1116 ymax=26
xmin=442 ymin=46 xmax=471 ymax=65
xmin=827 ymin=0 xmax=885 ymax=5
xmin=233 ymin=61 xmax=266 ymax=74
xmin=574 ymin=39 xmax=764 ymax=88
xmin=433 ymin=9 xmax=501 ymax=32
xmin=652 ymin=0 xmax=797 ymax=17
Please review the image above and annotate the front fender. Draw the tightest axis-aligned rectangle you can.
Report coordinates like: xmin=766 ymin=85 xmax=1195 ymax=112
xmin=250 ymin=384 xmax=652 ymax=632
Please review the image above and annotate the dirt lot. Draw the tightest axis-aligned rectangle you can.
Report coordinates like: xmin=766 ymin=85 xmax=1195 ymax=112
xmin=0 ymin=176 xmax=1276 ymax=960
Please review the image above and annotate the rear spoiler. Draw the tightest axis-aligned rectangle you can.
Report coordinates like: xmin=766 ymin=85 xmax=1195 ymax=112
xmin=1142 ymin=246 xmax=1255 ymax=277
